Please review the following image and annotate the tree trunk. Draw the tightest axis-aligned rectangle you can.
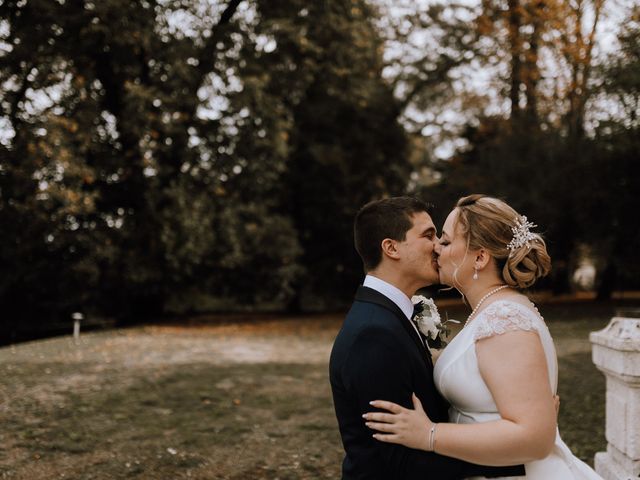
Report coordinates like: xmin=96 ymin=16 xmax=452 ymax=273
xmin=508 ymin=0 xmax=524 ymax=124
xmin=524 ymin=0 xmax=544 ymax=127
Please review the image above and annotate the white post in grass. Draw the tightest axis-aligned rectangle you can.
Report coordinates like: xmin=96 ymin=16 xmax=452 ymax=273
xmin=72 ymin=312 xmax=83 ymax=343
xmin=590 ymin=311 xmax=640 ymax=479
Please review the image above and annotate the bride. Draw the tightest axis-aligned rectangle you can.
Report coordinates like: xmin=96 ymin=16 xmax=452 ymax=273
xmin=363 ymin=194 xmax=603 ymax=479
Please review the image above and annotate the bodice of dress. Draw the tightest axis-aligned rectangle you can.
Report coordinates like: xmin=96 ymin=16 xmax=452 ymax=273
xmin=432 ymin=300 xmax=604 ymax=479
xmin=433 ymin=299 xmax=558 ymax=424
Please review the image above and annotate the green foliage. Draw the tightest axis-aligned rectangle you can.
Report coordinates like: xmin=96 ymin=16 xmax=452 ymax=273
xmin=1 ymin=0 xmax=638 ymax=334
xmin=599 ymin=6 xmax=640 ymax=132
xmin=0 ymin=0 xmax=410 ymax=331
xmin=274 ymin=1 xmax=409 ymax=308
xmin=408 ymin=2 xmax=640 ymax=296
xmin=423 ymin=106 xmax=640 ymax=294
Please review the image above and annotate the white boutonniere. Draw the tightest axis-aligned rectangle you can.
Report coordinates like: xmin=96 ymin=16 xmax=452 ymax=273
xmin=411 ymin=295 xmax=460 ymax=349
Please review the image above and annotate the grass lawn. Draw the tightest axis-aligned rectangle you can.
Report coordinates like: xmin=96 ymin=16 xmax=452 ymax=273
xmin=0 ymin=301 xmax=617 ymax=479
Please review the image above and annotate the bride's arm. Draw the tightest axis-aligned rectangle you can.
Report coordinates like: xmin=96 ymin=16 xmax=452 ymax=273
xmin=436 ymin=330 xmax=557 ymax=464
xmin=365 ymin=330 xmax=557 ymax=466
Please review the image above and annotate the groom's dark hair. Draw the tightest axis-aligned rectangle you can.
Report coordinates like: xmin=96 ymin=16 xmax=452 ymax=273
xmin=354 ymin=196 xmax=434 ymax=271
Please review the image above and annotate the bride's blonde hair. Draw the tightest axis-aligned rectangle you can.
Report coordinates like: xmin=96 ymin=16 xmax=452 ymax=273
xmin=455 ymin=194 xmax=551 ymax=289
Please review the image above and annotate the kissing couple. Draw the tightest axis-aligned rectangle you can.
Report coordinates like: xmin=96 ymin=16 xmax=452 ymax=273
xmin=329 ymin=195 xmax=603 ymax=479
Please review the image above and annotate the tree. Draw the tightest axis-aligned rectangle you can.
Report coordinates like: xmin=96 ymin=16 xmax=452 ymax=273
xmin=0 ymin=0 xmax=303 ymax=327
xmin=586 ymin=4 xmax=640 ymax=297
xmin=0 ymin=0 xmax=413 ymax=334
xmin=251 ymin=0 xmax=411 ymax=309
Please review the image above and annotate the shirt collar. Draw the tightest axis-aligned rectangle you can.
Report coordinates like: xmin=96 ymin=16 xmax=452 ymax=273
xmin=363 ymin=274 xmax=414 ymax=321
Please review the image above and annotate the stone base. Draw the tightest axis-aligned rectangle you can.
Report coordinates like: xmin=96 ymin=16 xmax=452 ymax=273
xmin=595 ymin=450 xmax=640 ymax=479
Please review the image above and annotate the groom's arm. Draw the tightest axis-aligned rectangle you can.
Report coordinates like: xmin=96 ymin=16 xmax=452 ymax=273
xmin=346 ymin=327 xmax=470 ymax=479
xmin=346 ymin=327 xmax=524 ymax=479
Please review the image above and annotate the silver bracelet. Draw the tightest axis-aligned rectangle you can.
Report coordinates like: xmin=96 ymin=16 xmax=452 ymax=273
xmin=428 ymin=423 xmax=438 ymax=452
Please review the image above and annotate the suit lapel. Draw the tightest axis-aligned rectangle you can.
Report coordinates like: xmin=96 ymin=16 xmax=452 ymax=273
xmin=355 ymin=286 xmax=433 ymax=369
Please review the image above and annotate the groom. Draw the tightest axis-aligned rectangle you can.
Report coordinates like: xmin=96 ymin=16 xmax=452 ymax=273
xmin=329 ymin=197 xmax=525 ymax=479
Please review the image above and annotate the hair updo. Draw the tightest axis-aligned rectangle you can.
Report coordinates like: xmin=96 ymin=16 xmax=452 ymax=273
xmin=455 ymin=194 xmax=551 ymax=289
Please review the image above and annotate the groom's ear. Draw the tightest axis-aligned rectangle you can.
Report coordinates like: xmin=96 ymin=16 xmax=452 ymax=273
xmin=381 ymin=238 xmax=401 ymax=260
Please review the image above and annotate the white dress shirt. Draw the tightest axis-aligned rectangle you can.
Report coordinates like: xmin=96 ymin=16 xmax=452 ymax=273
xmin=362 ymin=275 xmax=431 ymax=352
xmin=363 ymin=275 xmax=414 ymax=320
xmin=362 ymin=275 xmax=426 ymax=346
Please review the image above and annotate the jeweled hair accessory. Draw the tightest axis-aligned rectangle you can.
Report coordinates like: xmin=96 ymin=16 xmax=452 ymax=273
xmin=507 ymin=215 xmax=537 ymax=253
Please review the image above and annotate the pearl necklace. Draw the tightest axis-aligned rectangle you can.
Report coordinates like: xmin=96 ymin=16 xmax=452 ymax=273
xmin=465 ymin=285 xmax=510 ymax=327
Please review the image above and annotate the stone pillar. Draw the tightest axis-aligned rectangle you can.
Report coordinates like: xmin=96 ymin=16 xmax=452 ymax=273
xmin=590 ymin=312 xmax=640 ymax=479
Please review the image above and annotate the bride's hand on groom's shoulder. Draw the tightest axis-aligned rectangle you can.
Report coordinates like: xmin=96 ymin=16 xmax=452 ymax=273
xmin=363 ymin=393 xmax=434 ymax=451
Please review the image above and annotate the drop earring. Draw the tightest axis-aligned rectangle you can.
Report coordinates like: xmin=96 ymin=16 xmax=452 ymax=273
xmin=473 ymin=268 xmax=479 ymax=280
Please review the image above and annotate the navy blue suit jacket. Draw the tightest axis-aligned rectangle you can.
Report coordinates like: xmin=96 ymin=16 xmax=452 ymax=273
xmin=329 ymin=286 xmax=525 ymax=479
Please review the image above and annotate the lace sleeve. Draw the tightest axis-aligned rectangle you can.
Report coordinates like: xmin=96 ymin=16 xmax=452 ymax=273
xmin=473 ymin=302 xmax=541 ymax=341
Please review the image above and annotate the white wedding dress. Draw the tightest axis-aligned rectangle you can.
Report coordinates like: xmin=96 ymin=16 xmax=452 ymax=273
xmin=433 ymin=299 xmax=603 ymax=479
